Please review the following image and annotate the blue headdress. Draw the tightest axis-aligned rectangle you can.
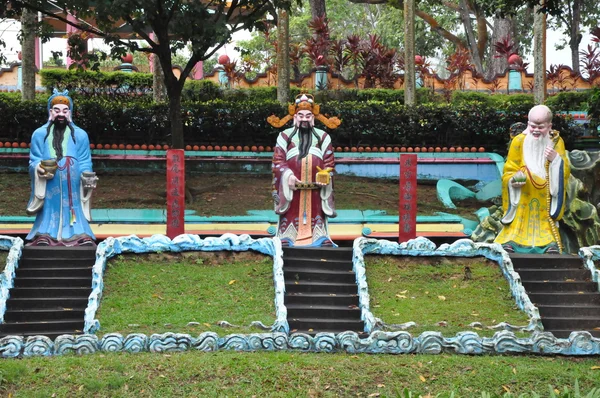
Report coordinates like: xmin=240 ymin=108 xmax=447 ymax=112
xmin=47 ymin=88 xmax=74 ymax=113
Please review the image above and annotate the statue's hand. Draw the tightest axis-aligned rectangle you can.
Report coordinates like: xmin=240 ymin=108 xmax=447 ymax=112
xmin=37 ymin=165 xmax=54 ymax=180
xmin=81 ymin=172 xmax=99 ymax=189
xmin=511 ymin=171 xmax=526 ymax=187
xmin=545 ymin=146 xmax=558 ymax=162
xmin=288 ymin=175 xmax=299 ymax=191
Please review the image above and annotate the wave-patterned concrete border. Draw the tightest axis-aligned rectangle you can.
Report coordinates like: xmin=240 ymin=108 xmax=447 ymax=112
xmin=86 ymin=234 xmax=288 ymax=334
xmin=1 ymin=330 xmax=599 ymax=358
xmin=2 ymin=234 xmax=600 ymax=357
xmin=0 ymin=235 xmax=24 ymax=323
xmin=579 ymin=246 xmax=600 ymax=291
xmin=353 ymin=237 xmax=544 ymax=333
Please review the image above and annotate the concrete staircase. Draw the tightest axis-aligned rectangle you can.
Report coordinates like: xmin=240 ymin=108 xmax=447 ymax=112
xmin=283 ymin=246 xmax=365 ymax=335
xmin=510 ymin=253 xmax=600 ymax=338
xmin=0 ymin=246 xmax=95 ymax=340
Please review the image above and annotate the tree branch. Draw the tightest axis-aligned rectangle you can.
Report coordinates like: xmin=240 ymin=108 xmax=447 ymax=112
xmin=415 ymin=9 xmax=466 ymax=48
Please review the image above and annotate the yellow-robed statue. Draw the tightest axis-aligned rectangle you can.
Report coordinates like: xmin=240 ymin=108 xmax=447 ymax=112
xmin=494 ymin=105 xmax=570 ymax=254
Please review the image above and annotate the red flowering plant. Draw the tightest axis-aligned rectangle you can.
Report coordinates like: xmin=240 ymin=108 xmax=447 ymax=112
xmin=303 ymin=16 xmax=332 ymax=69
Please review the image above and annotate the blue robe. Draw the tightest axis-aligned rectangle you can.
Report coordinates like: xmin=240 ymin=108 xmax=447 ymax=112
xmin=26 ymin=123 xmax=96 ymax=243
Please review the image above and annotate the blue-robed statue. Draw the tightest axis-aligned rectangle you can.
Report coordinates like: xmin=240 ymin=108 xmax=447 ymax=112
xmin=26 ymin=89 xmax=98 ymax=246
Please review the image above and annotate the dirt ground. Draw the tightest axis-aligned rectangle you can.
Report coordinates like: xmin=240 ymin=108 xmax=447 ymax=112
xmin=0 ymin=172 xmax=488 ymax=218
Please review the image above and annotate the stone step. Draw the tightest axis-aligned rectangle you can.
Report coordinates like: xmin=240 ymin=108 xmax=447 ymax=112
xmin=284 ymin=292 xmax=359 ymax=307
xmin=290 ymin=329 xmax=370 ymax=337
xmin=521 ymin=280 xmax=597 ymax=293
xmin=283 ymin=247 xmax=352 ymax=262
xmin=3 ymin=308 xmax=86 ymax=322
xmin=537 ymin=304 xmax=600 ymax=318
xmin=541 ymin=317 xmax=600 ymax=330
xmin=8 ymin=287 xmax=92 ymax=299
xmin=0 ymin=330 xmax=86 ymax=341
xmin=0 ymin=319 xmax=84 ymax=334
xmin=288 ymin=317 xmax=364 ymax=333
xmin=21 ymin=246 xmax=96 ymax=260
xmin=284 ymin=267 xmax=356 ymax=284
xmin=16 ymin=267 xmax=93 ymax=278
xmin=283 ymin=257 xmax=352 ymax=272
xmin=14 ymin=277 xmax=91 ymax=288
xmin=285 ymin=281 xmax=358 ymax=294
xmin=528 ymin=292 xmax=600 ymax=305
xmin=6 ymin=297 xmax=89 ymax=310
xmin=516 ymin=269 xmax=591 ymax=281
xmin=286 ymin=304 xmax=361 ymax=319
xmin=18 ymin=258 xmax=95 ymax=269
xmin=509 ymin=253 xmax=582 ymax=269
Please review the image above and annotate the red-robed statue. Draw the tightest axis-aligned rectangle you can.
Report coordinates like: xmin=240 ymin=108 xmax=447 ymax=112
xmin=267 ymin=94 xmax=341 ymax=247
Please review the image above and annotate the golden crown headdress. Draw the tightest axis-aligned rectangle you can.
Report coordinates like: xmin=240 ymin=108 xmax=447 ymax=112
xmin=267 ymin=94 xmax=341 ymax=129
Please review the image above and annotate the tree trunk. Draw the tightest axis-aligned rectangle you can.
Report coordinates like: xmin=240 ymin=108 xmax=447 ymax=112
xmin=458 ymin=0 xmax=483 ymax=75
xmin=309 ymin=0 xmax=326 ymax=19
xmin=153 ymin=54 xmax=167 ymax=103
xmin=276 ymin=9 xmax=290 ymax=105
xmin=21 ymin=8 xmax=36 ymax=101
xmin=486 ymin=17 xmax=512 ymax=81
xmin=570 ymin=0 xmax=582 ymax=74
xmin=533 ymin=2 xmax=547 ymax=104
xmin=404 ymin=0 xmax=416 ymax=105
xmin=167 ymin=88 xmax=184 ymax=149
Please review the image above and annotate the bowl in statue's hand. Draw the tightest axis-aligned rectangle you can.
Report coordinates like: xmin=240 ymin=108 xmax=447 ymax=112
xmin=40 ymin=159 xmax=58 ymax=174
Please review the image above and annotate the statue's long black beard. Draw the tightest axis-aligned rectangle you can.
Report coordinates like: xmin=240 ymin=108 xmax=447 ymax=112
xmin=288 ymin=124 xmax=318 ymax=159
xmin=45 ymin=120 xmax=75 ymax=162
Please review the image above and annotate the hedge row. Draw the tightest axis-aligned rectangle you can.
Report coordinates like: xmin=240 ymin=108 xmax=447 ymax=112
xmin=0 ymin=94 xmax=582 ymax=154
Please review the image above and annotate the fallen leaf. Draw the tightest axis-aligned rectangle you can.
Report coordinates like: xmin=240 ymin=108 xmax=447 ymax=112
xmin=203 ymin=323 xmax=211 ymax=327
xmin=228 ymin=280 xmax=237 ymax=285
xmin=502 ymin=385 xmax=510 ymax=393
xmin=554 ymin=389 xmax=560 ymax=394
xmin=387 ymin=277 xmax=392 ymax=282
xmin=78 ymin=385 xmax=84 ymax=391
xmin=368 ymin=393 xmax=380 ymax=397
xmin=591 ymin=366 xmax=600 ymax=370
xmin=438 ymin=295 xmax=446 ymax=301
xmin=419 ymin=375 xmax=426 ymax=382
xmin=400 ymin=290 xmax=408 ymax=294
xmin=395 ymin=294 xmax=407 ymax=299
xmin=512 ymin=367 xmax=517 ymax=375
xmin=377 ymin=384 xmax=385 ymax=388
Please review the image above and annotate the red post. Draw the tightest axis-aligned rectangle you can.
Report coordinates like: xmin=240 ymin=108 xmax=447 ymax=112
xmin=399 ymin=154 xmax=417 ymax=243
xmin=166 ymin=149 xmax=185 ymax=239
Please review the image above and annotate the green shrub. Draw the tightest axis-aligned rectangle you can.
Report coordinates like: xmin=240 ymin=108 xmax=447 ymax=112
xmin=182 ymin=80 xmax=223 ymax=102
xmin=40 ymin=69 xmax=153 ymax=100
xmin=546 ymin=90 xmax=591 ymax=111
xmin=587 ymin=87 xmax=600 ymax=133
xmin=0 ymin=92 xmax=582 ymax=153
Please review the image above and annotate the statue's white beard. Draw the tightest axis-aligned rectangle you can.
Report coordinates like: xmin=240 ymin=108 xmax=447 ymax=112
xmin=523 ymin=133 xmax=551 ymax=178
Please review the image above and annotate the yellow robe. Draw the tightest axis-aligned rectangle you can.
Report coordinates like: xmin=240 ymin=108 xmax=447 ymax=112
xmin=494 ymin=132 xmax=570 ymax=251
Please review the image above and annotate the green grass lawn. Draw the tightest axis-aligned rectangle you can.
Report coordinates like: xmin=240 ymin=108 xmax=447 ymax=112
xmin=365 ymin=255 xmax=531 ymax=336
xmin=96 ymin=251 xmax=276 ymax=336
xmin=1 ymin=351 xmax=599 ymax=396
xmin=3 ymin=252 xmax=597 ymax=396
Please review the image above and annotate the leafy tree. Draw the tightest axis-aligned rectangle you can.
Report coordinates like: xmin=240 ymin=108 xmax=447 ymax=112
xmin=547 ymin=0 xmax=600 ymax=74
xmin=347 ymin=0 xmax=563 ymax=78
xmin=3 ymin=0 xmax=297 ymax=149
